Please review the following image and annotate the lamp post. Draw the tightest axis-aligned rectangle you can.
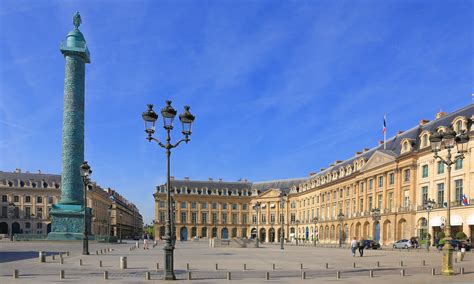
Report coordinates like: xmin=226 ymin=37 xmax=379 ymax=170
xmin=80 ymin=161 xmax=92 ymax=255
xmin=429 ymin=128 xmax=469 ymax=276
xmin=253 ymin=201 xmax=261 ymax=247
xmin=119 ymin=212 xmax=123 ymax=244
xmin=295 ymin=220 xmax=300 ymax=246
xmin=7 ymin=202 xmax=15 ymax=241
xmin=337 ymin=212 xmax=344 ymax=247
xmin=312 ymin=217 xmax=318 ymax=246
xmin=424 ymin=198 xmax=435 ymax=252
xmin=371 ymin=208 xmax=381 ymax=243
xmin=142 ymin=101 xmax=195 ymax=280
xmin=280 ymin=193 xmax=286 ymax=250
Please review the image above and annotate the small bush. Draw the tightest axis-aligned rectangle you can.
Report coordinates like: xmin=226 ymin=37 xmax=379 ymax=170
xmin=455 ymin=232 xmax=467 ymax=240
xmin=437 ymin=232 xmax=445 ymax=239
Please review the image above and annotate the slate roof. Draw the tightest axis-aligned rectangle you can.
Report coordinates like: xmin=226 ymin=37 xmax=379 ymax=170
xmin=251 ymin=177 xmax=307 ymax=193
xmin=160 ymin=179 xmax=252 ymax=191
xmin=0 ymin=171 xmax=61 ymax=188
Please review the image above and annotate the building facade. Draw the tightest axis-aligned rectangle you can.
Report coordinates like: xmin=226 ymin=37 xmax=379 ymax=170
xmin=154 ymin=105 xmax=474 ymax=245
xmin=108 ymin=188 xmax=143 ymax=239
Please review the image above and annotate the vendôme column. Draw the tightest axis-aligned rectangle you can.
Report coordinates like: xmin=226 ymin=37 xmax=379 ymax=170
xmin=48 ymin=12 xmax=91 ymax=240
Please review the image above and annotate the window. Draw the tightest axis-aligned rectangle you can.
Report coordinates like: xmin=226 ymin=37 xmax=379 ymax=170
xmin=242 ymin=213 xmax=248 ymax=224
xmin=222 ymin=213 xmax=228 ymax=223
xmin=159 ymin=201 xmax=165 ymax=208
xmin=37 ymin=196 xmax=43 ymax=204
xmin=242 ymin=204 xmax=248 ymax=210
xmin=232 ymin=213 xmax=238 ymax=224
xmin=368 ymin=197 xmax=373 ymax=211
xmin=181 ymin=202 xmax=187 ymax=209
xmin=36 ymin=207 xmax=43 ymax=218
xmin=404 ymin=169 xmax=410 ymax=182
xmin=232 ymin=203 xmax=237 ymax=210
xmin=290 ymin=213 xmax=296 ymax=223
xmin=455 ymin=158 xmax=463 ymax=170
xmin=159 ymin=211 xmax=165 ymax=222
xmin=378 ymin=176 xmax=383 ymax=188
xmin=261 ymin=214 xmax=266 ymax=224
xmin=360 ymin=182 xmax=365 ymax=193
xmin=389 ymin=173 xmax=394 ymax=185
xmin=191 ymin=212 xmax=197 ymax=223
xmin=212 ymin=213 xmax=218 ymax=224
xmin=455 ymin=179 xmax=463 ymax=205
xmin=252 ymin=214 xmax=257 ymax=224
xmin=456 ymin=120 xmax=463 ymax=132
xmin=437 ymin=183 xmax=445 ymax=206
xmin=1 ymin=207 xmax=6 ymax=218
xmin=1 ymin=195 xmax=7 ymax=202
xmin=25 ymin=222 xmax=31 ymax=229
xmin=369 ymin=179 xmax=373 ymax=190
xmin=212 ymin=202 xmax=217 ymax=210
xmin=201 ymin=202 xmax=207 ymax=209
xmin=25 ymin=196 xmax=31 ymax=203
xmin=421 ymin=186 xmax=428 ymax=204
xmin=191 ymin=202 xmax=196 ymax=209
xmin=377 ymin=194 xmax=382 ymax=209
xmin=422 ymin=165 xmax=428 ymax=178
xmin=201 ymin=212 xmax=208 ymax=223
xmin=403 ymin=191 xmax=410 ymax=207
xmin=359 ymin=198 xmax=363 ymax=212
xmin=422 ymin=134 xmax=428 ymax=147
xmin=222 ymin=203 xmax=227 ymax=210
xmin=270 ymin=213 xmax=275 ymax=223
xmin=291 ymin=202 xmax=296 ymax=209
xmin=339 ymin=190 xmax=343 ymax=198
xmin=37 ymin=223 xmax=43 ymax=229
xmin=201 ymin=227 xmax=208 ymax=237
xmin=25 ymin=207 xmax=31 ymax=217
xmin=181 ymin=212 xmax=187 ymax=223
xmin=388 ymin=192 xmax=393 ymax=210
xmin=14 ymin=196 xmax=19 ymax=202
xmin=48 ymin=196 xmax=54 ymax=204
xmin=437 ymin=161 xmax=444 ymax=174
xmin=242 ymin=228 xmax=247 ymax=238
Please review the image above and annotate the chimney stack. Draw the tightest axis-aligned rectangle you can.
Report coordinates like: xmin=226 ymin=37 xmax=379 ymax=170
xmin=309 ymin=172 xmax=317 ymax=176
xmin=379 ymin=140 xmax=384 ymax=145
xmin=320 ymin=168 xmax=326 ymax=171
xmin=356 ymin=151 xmax=362 ymax=155
xmin=14 ymin=168 xmax=21 ymax=173
xmin=170 ymin=176 xmax=174 ymax=180
xmin=184 ymin=177 xmax=189 ymax=180
xmin=419 ymin=119 xmax=430 ymax=125
xmin=363 ymin=148 xmax=369 ymax=152
xmin=397 ymin=130 xmax=404 ymax=135
xmin=435 ymin=111 xmax=446 ymax=119
xmin=208 ymin=178 xmax=213 ymax=181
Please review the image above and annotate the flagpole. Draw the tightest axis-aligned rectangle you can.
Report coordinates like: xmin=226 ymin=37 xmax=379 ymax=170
xmin=383 ymin=114 xmax=387 ymax=150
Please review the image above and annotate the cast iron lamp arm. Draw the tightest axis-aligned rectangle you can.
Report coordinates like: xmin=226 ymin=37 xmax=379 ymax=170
xmin=146 ymin=135 xmax=167 ymax=148
xmin=171 ymin=138 xmax=189 ymax=149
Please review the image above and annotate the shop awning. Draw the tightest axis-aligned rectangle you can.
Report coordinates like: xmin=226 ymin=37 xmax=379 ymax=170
xmin=430 ymin=215 xmax=463 ymax=226
xmin=467 ymin=214 xmax=474 ymax=225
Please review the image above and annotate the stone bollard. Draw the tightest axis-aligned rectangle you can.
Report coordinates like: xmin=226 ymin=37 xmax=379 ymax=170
xmin=301 ymin=271 xmax=306 ymax=279
xmin=460 ymin=267 xmax=464 ymax=275
xmin=145 ymin=271 xmax=150 ymax=280
xmin=243 ymin=263 xmax=247 ymax=271
xmin=215 ymin=263 xmax=219 ymax=270
xmin=13 ymin=269 xmax=18 ymax=279
xmin=369 ymin=270 xmax=374 ymax=278
xmin=300 ymin=263 xmax=304 ymax=270
xmin=422 ymin=260 xmax=425 ymax=266
xmin=39 ymin=251 xmax=46 ymax=263
xmin=52 ymin=254 xmax=56 ymax=261
xmin=79 ymin=259 xmax=82 ymax=266
xmin=60 ymin=270 xmax=65 ymax=279
xmin=400 ymin=269 xmax=405 ymax=277
xmin=431 ymin=268 xmax=435 ymax=275
xmin=136 ymin=241 xmax=139 ymax=249
xmin=66 ymin=251 xmax=69 ymax=257
xmin=325 ymin=263 xmax=329 ymax=269
xmin=336 ymin=271 xmax=341 ymax=279
xmin=265 ymin=272 xmax=270 ymax=280
xmin=59 ymin=257 xmax=64 ymax=265
xmin=120 ymin=256 xmax=127 ymax=269
xmin=272 ymin=263 xmax=276 ymax=270
xmin=187 ymin=271 xmax=192 ymax=280
xmin=376 ymin=261 xmax=380 ymax=267
xmin=99 ymin=260 xmax=102 ymax=267
xmin=104 ymin=271 xmax=108 ymax=280
xmin=186 ymin=263 xmax=190 ymax=270
xmin=156 ymin=263 xmax=159 ymax=270
xmin=352 ymin=262 xmax=356 ymax=268
xmin=227 ymin=271 xmax=231 ymax=280
xmin=96 ymin=251 xmax=99 ymax=255
xmin=399 ymin=260 xmax=403 ymax=267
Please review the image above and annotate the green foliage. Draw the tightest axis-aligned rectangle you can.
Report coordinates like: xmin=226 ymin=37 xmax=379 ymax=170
xmin=455 ymin=231 xmax=467 ymax=240
xmin=437 ymin=231 xmax=445 ymax=239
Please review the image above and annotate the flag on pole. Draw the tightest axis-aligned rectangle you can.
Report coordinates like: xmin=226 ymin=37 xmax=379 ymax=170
xmin=461 ymin=194 xmax=469 ymax=206
xmin=383 ymin=115 xmax=387 ymax=150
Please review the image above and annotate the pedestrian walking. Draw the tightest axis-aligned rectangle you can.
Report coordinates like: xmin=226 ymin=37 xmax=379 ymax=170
xmin=351 ymin=237 xmax=358 ymax=257
xmin=143 ymin=233 xmax=149 ymax=250
xmin=358 ymin=238 xmax=365 ymax=257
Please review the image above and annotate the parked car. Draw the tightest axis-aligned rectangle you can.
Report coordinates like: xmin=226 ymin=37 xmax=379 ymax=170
xmin=450 ymin=239 xmax=472 ymax=251
xmin=393 ymin=239 xmax=412 ymax=249
xmin=362 ymin=240 xmax=381 ymax=249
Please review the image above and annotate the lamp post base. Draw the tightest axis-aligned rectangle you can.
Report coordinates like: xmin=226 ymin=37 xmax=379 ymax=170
xmin=163 ymin=242 xmax=175 ymax=280
xmin=441 ymin=241 xmax=454 ymax=276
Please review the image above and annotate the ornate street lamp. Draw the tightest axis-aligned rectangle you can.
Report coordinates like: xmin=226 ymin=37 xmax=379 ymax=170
xmin=253 ymin=201 xmax=261 ymax=247
xmin=142 ymin=101 xmax=195 ymax=280
xmin=295 ymin=220 xmax=300 ymax=246
xmin=371 ymin=208 xmax=381 ymax=243
xmin=429 ymin=128 xmax=469 ymax=276
xmin=80 ymin=161 xmax=92 ymax=255
xmin=337 ymin=212 xmax=344 ymax=247
xmin=424 ymin=198 xmax=436 ymax=252
xmin=280 ymin=193 xmax=287 ymax=250
xmin=312 ymin=217 xmax=318 ymax=246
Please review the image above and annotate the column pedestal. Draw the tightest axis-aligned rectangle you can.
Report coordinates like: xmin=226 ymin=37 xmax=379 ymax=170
xmin=48 ymin=205 xmax=92 ymax=240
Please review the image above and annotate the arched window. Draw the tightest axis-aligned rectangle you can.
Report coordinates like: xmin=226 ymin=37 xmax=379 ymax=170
xmin=456 ymin=120 xmax=463 ymax=133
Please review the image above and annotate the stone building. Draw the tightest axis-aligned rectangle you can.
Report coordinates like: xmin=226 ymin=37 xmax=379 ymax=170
xmin=154 ymin=104 xmax=474 ymax=245
xmin=108 ymin=188 xmax=143 ymax=239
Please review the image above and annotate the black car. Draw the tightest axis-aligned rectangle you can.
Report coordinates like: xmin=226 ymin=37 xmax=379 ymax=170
xmin=450 ymin=239 xmax=471 ymax=251
xmin=362 ymin=240 xmax=381 ymax=249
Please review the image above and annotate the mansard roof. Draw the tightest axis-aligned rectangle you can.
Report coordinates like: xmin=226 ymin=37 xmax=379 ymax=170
xmin=251 ymin=177 xmax=307 ymax=192
xmin=0 ymin=171 xmax=61 ymax=188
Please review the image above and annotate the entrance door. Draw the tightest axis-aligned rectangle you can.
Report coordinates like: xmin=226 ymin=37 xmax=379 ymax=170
xmin=0 ymin=222 xmax=8 ymax=234
xmin=221 ymin=227 xmax=228 ymax=239
xmin=305 ymin=227 xmax=309 ymax=240
xmin=180 ymin=227 xmax=188 ymax=241
xmin=12 ymin=222 xmax=20 ymax=235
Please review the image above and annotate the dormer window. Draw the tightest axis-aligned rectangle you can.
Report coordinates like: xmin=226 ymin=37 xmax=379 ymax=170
xmin=422 ymin=134 xmax=429 ymax=148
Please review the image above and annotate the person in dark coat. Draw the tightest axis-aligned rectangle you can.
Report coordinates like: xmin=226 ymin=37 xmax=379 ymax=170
xmin=358 ymin=239 xmax=365 ymax=257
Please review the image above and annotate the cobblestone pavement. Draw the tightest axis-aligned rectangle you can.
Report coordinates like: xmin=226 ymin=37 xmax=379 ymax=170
xmin=0 ymin=240 xmax=473 ymax=283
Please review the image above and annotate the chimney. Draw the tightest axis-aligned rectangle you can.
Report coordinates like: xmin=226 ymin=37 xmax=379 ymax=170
xmin=363 ymin=148 xmax=369 ymax=152
xmin=320 ymin=168 xmax=326 ymax=171
xmin=356 ymin=151 xmax=362 ymax=155
xmin=336 ymin=160 xmax=343 ymax=164
xmin=38 ymin=170 xmax=42 ymax=174
xmin=419 ymin=119 xmax=430 ymax=125
xmin=309 ymin=172 xmax=317 ymax=176
xmin=435 ymin=111 xmax=446 ymax=119
xmin=14 ymin=168 xmax=21 ymax=173
xmin=184 ymin=177 xmax=189 ymax=180
xmin=170 ymin=176 xmax=174 ymax=180
xmin=397 ymin=130 xmax=404 ymax=135
xmin=219 ymin=178 xmax=223 ymax=182
xmin=379 ymin=140 xmax=384 ymax=145
xmin=208 ymin=178 xmax=213 ymax=181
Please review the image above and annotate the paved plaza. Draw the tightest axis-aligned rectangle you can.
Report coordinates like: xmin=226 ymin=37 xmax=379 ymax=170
xmin=0 ymin=240 xmax=473 ymax=283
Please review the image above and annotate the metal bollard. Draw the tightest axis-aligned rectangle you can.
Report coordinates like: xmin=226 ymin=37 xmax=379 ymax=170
xmin=145 ymin=271 xmax=150 ymax=280
xmin=376 ymin=261 xmax=379 ymax=267
xmin=104 ymin=271 xmax=108 ymax=280
xmin=66 ymin=251 xmax=69 ymax=256
xmin=272 ymin=263 xmax=276 ymax=270
xmin=13 ymin=269 xmax=18 ymax=279
xmin=39 ymin=251 xmax=46 ymax=263
xmin=96 ymin=251 xmax=98 ymax=255
xmin=301 ymin=271 xmax=306 ymax=279
xmin=156 ymin=263 xmax=159 ymax=270
xmin=265 ymin=272 xmax=270 ymax=280
xmin=227 ymin=272 xmax=231 ymax=280
xmin=352 ymin=262 xmax=356 ymax=268
xmin=59 ymin=257 xmax=64 ymax=265
xmin=79 ymin=259 xmax=82 ymax=266
xmin=120 ymin=256 xmax=127 ymax=269
xmin=400 ymin=260 xmax=403 ymax=267
xmin=336 ymin=271 xmax=341 ymax=279
xmin=99 ymin=260 xmax=102 ymax=267
xmin=243 ymin=263 xmax=247 ymax=271
xmin=53 ymin=254 xmax=56 ymax=260
xmin=400 ymin=269 xmax=405 ymax=277
xmin=60 ymin=270 xmax=65 ymax=279
xmin=187 ymin=271 xmax=192 ymax=280
xmin=325 ymin=263 xmax=329 ymax=269
xmin=300 ymin=263 xmax=304 ymax=270
xmin=431 ymin=268 xmax=435 ymax=275
xmin=460 ymin=267 xmax=464 ymax=275
xmin=215 ymin=263 xmax=219 ymax=270
xmin=186 ymin=263 xmax=190 ymax=270
xmin=369 ymin=270 xmax=374 ymax=278
xmin=422 ymin=260 xmax=425 ymax=266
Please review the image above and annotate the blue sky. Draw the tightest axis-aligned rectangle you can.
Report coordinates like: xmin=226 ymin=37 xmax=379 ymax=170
xmin=1 ymin=0 xmax=472 ymax=224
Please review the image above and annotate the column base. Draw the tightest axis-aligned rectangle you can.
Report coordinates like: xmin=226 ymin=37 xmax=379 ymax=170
xmin=47 ymin=204 xmax=91 ymax=241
